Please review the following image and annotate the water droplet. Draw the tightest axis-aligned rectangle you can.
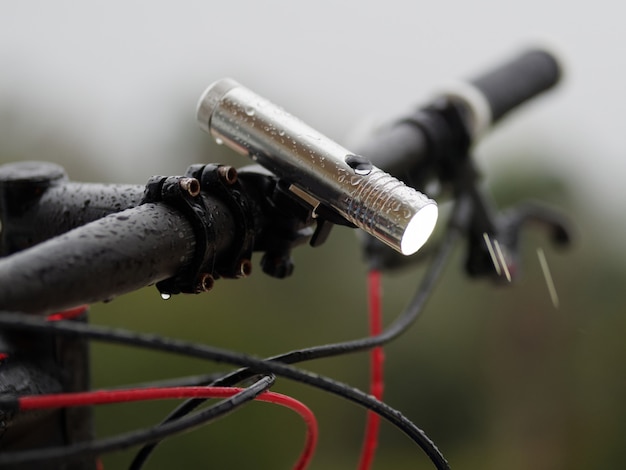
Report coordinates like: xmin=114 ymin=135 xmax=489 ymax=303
xmin=160 ymin=292 xmax=171 ymax=300
xmin=278 ymin=129 xmax=285 ymax=136
xmin=215 ymin=137 xmax=224 ymax=145
xmin=345 ymin=154 xmax=373 ymax=176
xmin=245 ymin=106 xmax=255 ymax=117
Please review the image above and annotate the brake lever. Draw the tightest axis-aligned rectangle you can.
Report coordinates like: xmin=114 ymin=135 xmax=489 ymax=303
xmin=466 ymin=201 xmax=572 ymax=283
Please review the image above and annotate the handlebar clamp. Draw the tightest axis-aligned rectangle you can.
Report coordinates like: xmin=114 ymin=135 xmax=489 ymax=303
xmin=141 ymin=164 xmax=256 ymax=296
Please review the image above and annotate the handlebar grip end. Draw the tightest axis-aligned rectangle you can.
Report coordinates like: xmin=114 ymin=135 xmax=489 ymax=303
xmin=468 ymin=48 xmax=562 ymax=125
xmin=438 ymin=48 xmax=563 ymax=138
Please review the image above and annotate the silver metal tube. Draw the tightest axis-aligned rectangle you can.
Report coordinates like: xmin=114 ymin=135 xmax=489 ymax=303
xmin=197 ymin=79 xmax=437 ymax=255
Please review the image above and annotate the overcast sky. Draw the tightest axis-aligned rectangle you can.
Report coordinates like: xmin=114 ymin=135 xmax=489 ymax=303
xmin=1 ymin=1 xmax=624 ymax=240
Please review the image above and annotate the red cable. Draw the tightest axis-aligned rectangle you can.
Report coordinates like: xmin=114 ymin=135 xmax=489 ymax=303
xmin=33 ymin=307 xmax=318 ymax=467
xmin=358 ymin=269 xmax=384 ymax=470
xmin=18 ymin=386 xmax=317 ymax=470
xmin=46 ymin=305 xmax=89 ymax=322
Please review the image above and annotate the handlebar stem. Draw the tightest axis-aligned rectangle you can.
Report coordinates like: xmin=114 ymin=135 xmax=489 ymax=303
xmin=0 ymin=162 xmax=144 ymax=256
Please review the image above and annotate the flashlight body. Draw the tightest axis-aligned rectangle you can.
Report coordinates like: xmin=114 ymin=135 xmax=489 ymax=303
xmin=197 ymin=79 xmax=437 ymax=255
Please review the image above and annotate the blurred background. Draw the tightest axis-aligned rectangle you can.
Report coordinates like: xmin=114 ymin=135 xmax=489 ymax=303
xmin=1 ymin=1 xmax=624 ymax=469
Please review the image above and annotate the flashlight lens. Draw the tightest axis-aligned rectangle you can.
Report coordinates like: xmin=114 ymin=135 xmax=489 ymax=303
xmin=400 ymin=203 xmax=438 ymax=255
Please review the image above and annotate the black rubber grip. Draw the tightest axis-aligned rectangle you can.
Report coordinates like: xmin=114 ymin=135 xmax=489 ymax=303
xmin=470 ymin=49 xmax=561 ymax=123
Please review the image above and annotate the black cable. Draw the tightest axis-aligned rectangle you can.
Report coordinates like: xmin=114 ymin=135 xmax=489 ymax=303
xmin=226 ymin=224 xmax=459 ymax=376
xmin=0 ymin=375 xmax=274 ymax=467
xmin=128 ymin=376 xmax=261 ymax=470
xmin=131 ymin=208 xmax=461 ymax=469
xmin=0 ymin=311 xmax=450 ymax=470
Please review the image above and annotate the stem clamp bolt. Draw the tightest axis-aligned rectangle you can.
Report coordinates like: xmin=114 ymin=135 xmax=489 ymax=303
xmin=179 ymin=177 xmax=201 ymax=197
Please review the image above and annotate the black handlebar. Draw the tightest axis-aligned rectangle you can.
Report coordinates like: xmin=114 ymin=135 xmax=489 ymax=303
xmin=356 ymin=48 xmax=561 ymax=186
xmin=0 ymin=204 xmax=197 ymax=314
xmin=470 ymin=48 xmax=561 ymax=124
xmin=0 ymin=48 xmax=564 ymax=314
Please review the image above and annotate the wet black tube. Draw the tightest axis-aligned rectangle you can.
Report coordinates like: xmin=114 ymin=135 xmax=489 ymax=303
xmin=0 ymin=203 xmax=198 ymax=314
xmin=469 ymin=48 xmax=561 ymax=124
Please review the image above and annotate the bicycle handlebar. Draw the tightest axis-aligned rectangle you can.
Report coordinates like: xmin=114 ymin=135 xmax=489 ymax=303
xmin=468 ymin=48 xmax=561 ymax=126
xmin=355 ymin=48 xmax=561 ymax=182
xmin=0 ymin=203 xmax=197 ymax=314
xmin=0 ymin=47 xmax=563 ymax=314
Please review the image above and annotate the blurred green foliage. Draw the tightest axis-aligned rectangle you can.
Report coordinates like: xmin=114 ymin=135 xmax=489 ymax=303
xmin=1 ymin=110 xmax=625 ymax=469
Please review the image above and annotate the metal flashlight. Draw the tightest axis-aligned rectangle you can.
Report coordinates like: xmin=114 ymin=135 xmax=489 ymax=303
xmin=197 ymin=79 xmax=437 ymax=255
